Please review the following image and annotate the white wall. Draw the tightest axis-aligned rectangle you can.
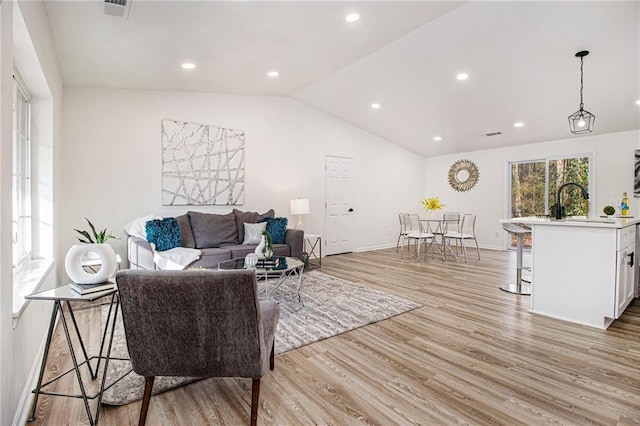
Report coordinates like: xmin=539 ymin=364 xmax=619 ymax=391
xmin=0 ymin=2 xmax=15 ymax=421
xmin=425 ymin=130 xmax=640 ymax=250
xmin=60 ymin=88 xmax=426 ymax=270
xmin=0 ymin=1 xmax=63 ymax=424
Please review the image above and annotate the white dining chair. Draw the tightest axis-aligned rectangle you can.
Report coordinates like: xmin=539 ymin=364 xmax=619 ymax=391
xmin=401 ymin=214 xmax=420 ymax=251
xmin=396 ymin=213 xmax=409 ymax=252
xmin=442 ymin=212 xmax=461 ymax=234
xmin=435 ymin=212 xmax=461 ymax=259
xmin=444 ymin=213 xmax=480 ymax=262
xmin=401 ymin=215 xmax=435 ymax=262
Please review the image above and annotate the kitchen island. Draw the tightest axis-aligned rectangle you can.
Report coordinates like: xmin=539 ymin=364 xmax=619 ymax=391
xmin=501 ymin=216 xmax=640 ymax=329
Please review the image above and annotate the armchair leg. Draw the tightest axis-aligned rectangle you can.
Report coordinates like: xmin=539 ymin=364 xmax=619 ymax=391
xmin=139 ymin=376 xmax=155 ymax=426
xmin=270 ymin=343 xmax=275 ymax=370
xmin=251 ymin=378 xmax=261 ymax=426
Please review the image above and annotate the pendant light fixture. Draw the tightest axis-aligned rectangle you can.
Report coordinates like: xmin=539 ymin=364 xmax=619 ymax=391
xmin=568 ymin=50 xmax=595 ymax=134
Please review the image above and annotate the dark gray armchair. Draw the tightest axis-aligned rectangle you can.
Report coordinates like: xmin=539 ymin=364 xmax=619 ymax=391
xmin=116 ymin=269 xmax=280 ymax=426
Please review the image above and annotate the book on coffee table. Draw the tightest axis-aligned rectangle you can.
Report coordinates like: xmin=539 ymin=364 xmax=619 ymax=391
xmin=70 ymin=280 xmax=116 ymax=295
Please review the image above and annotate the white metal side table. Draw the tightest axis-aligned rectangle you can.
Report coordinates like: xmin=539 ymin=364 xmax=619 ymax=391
xmin=304 ymin=233 xmax=322 ymax=268
xmin=26 ymin=284 xmax=129 ymax=425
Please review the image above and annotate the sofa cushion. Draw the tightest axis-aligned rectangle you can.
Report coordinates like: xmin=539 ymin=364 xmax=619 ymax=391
xmin=233 ymin=209 xmax=275 ymax=243
xmin=271 ymin=244 xmax=291 ymax=257
xmin=188 ymin=211 xmax=239 ymax=248
xmin=224 ymin=243 xmax=290 ymax=259
xmin=187 ymin=248 xmax=232 ymax=269
xmin=258 ymin=217 xmax=288 ymax=244
xmin=175 ymin=214 xmax=196 ymax=248
xmin=145 ymin=218 xmax=182 ymax=251
xmin=223 ymin=244 xmax=257 ymax=259
xmin=243 ymin=222 xmax=267 ymax=245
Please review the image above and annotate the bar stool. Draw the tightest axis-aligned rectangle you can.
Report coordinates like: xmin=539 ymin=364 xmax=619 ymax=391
xmin=500 ymin=223 xmax=531 ymax=295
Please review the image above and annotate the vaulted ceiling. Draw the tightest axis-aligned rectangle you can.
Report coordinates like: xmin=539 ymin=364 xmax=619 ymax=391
xmin=44 ymin=1 xmax=640 ymax=157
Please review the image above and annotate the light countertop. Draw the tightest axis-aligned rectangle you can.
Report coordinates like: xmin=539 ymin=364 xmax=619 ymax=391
xmin=500 ymin=216 xmax=640 ymax=229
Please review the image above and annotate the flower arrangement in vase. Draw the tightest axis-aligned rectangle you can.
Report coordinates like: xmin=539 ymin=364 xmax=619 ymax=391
xmin=421 ymin=196 xmax=445 ymax=219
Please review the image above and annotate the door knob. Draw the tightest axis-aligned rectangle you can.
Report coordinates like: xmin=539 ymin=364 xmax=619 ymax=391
xmin=348 ymin=208 xmax=354 ymax=212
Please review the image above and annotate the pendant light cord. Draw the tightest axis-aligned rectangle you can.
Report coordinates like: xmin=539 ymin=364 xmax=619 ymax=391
xmin=579 ymin=56 xmax=584 ymax=108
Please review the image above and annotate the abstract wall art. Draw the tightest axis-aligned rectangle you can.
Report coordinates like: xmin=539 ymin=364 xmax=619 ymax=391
xmin=635 ymin=149 xmax=640 ymax=197
xmin=162 ymin=119 xmax=245 ymax=205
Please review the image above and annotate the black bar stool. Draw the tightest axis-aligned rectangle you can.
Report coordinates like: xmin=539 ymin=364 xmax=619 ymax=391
xmin=500 ymin=223 xmax=531 ymax=295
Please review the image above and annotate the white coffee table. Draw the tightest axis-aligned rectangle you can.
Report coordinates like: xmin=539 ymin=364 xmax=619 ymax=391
xmin=218 ymin=256 xmax=305 ymax=302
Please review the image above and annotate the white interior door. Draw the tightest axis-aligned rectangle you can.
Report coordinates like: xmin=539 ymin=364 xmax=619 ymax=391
xmin=325 ymin=156 xmax=354 ymax=255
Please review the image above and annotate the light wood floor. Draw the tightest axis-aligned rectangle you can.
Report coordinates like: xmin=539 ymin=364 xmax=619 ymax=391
xmin=27 ymin=248 xmax=640 ymax=425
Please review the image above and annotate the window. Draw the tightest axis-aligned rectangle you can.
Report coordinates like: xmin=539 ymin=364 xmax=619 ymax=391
xmin=12 ymin=72 xmax=32 ymax=268
xmin=509 ymin=155 xmax=591 ymax=247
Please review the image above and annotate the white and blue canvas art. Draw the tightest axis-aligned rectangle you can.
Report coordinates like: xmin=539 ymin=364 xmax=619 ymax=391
xmin=161 ymin=119 xmax=245 ymax=205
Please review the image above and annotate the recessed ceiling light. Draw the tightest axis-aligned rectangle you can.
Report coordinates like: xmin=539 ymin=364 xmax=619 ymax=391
xmin=181 ymin=63 xmax=196 ymax=70
xmin=636 ymin=99 xmax=640 ymax=105
xmin=267 ymin=71 xmax=279 ymax=78
xmin=345 ymin=13 xmax=360 ymax=23
xmin=513 ymin=122 xmax=525 ymax=128
xmin=433 ymin=136 xmax=442 ymax=141
xmin=371 ymin=103 xmax=381 ymax=109
xmin=456 ymin=73 xmax=469 ymax=81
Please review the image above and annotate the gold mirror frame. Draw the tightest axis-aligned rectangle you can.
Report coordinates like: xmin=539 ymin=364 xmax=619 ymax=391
xmin=448 ymin=159 xmax=479 ymax=192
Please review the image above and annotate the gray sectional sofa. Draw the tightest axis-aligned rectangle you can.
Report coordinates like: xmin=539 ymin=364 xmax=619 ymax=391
xmin=127 ymin=209 xmax=304 ymax=270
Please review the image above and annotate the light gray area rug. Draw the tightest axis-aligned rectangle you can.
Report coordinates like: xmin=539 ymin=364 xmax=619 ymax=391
xmin=102 ymin=270 xmax=421 ymax=405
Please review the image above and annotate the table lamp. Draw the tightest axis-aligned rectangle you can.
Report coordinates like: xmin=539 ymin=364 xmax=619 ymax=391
xmin=290 ymin=198 xmax=310 ymax=230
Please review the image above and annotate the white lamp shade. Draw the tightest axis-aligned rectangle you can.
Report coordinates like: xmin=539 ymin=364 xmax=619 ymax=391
xmin=290 ymin=198 xmax=310 ymax=215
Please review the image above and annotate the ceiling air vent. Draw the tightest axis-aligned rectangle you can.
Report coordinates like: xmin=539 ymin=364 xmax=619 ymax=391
xmin=485 ymin=131 xmax=502 ymax=137
xmin=104 ymin=0 xmax=132 ymax=18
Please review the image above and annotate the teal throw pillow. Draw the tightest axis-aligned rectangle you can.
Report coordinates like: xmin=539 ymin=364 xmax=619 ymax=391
xmin=145 ymin=218 xmax=182 ymax=251
xmin=258 ymin=217 xmax=288 ymax=244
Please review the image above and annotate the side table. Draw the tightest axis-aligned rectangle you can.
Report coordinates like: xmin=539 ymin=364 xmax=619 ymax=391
xmin=26 ymin=284 xmax=127 ymax=425
xmin=304 ymin=234 xmax=322 ymax=268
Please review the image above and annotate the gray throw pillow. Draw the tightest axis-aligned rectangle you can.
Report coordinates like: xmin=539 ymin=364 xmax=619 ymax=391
xmin=175 ymin=214 xmax=196 ymax=248
xmin=243 ymin=222 xmax=267 ymax=245
xmin=233 ymin=209 xmax=275 ymax=243
xmin=188 ymin=211 xmax=239 ymax=248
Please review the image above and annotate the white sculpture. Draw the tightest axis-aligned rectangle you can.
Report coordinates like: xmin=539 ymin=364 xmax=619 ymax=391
xmin=65 ymin=243 xmax=117 ymax=284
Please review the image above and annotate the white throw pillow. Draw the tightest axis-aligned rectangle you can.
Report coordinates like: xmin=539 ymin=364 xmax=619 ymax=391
xmin=243 ymin=222 xmax=267 ymax=245
xmin=123 ymin=215 xmax=161 ymax=240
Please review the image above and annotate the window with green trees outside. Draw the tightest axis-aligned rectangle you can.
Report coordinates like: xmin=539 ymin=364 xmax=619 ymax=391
xmin=509 ymin=155 xmax=590 ymax=248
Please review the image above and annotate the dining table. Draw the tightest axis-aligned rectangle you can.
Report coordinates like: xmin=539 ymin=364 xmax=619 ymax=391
xmin=420 ymin=217 xmax=460 ymax=260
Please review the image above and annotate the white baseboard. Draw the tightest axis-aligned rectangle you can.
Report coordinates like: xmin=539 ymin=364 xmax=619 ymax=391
xmin=354 ymin=243 xmax=396 ymax=253
xmin=353 ymin=243 xmax=503 ymax=253
xmin=12 ymin=320 xmax=50 ymax=426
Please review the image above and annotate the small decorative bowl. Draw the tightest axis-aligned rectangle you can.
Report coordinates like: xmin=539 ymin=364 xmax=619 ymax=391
xmin=244 ymin=253 xmax=258 ymax=269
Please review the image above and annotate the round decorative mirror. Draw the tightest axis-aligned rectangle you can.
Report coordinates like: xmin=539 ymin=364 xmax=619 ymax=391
xmin=448 ymin=159 xmax=479 ymax=192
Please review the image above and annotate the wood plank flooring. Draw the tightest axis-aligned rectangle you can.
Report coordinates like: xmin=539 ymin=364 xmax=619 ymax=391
xmin=26 ymin=248 xmax=640 ymax=425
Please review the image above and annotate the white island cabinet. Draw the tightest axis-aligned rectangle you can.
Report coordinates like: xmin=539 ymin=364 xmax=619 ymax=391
xmin=501 ymin=217 xmax=639 ymax=329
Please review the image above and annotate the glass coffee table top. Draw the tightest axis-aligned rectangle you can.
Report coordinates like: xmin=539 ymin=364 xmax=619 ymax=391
xmin=218 ymin=256 xmax=305 ymax=302
xmin=218 ymin=256 xmax=304 ymax=273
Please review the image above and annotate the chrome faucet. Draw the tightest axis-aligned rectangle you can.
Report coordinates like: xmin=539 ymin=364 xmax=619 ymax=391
xmin=555 ymin=182 xmax=589 ymax=219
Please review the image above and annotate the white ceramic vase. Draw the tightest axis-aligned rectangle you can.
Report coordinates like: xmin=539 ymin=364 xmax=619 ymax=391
xmin=254 ymin=235 xmax=266 ymax=259
xmin=254 ymin=234 xmax=273 ymax=260
xmin=65 ymin=243 xmax=117 ymax=284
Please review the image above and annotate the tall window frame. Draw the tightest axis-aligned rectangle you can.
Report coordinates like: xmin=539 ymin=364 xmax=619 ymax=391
xmin=12 ymin=69 xmax=32 ymax=269
xmin=508 ymin=153 xmax=593 ymax=247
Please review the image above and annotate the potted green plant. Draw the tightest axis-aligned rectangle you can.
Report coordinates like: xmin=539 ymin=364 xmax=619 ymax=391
xmin=74 ymin=218 xmax=117 ymax=243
